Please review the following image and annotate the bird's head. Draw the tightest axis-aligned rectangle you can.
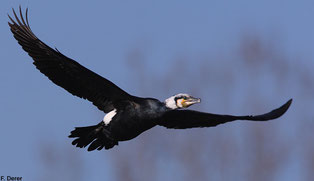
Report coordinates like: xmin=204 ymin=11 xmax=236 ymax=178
xmin=165 ymin=93 xmax=201 ymax=109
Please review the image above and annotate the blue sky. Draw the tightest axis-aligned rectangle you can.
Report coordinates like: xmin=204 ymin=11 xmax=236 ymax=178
xmin=0 ymin=0 xmax=313 ymax=180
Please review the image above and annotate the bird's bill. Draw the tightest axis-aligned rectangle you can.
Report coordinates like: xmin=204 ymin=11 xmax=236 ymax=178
xmin=182 ymin=97 xmax=201 ymax=108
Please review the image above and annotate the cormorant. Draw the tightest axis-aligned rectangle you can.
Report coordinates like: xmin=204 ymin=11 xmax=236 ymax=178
xmin=8 ymin=8 xmax=292 ymax=151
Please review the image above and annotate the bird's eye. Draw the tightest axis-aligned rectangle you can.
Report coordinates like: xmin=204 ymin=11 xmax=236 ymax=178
xmin=183 ymin=96 xmax=187 ymax=100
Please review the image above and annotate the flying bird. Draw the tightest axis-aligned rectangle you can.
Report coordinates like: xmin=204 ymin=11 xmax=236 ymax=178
xmin=8 ymin=7 xmax=292 ymax=151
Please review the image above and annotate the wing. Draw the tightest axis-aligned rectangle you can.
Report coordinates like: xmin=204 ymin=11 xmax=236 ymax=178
xmin=159 ymin=99 xmax=292 ymax=129
xmin=8 ymin=7 xmax=133 ymax=113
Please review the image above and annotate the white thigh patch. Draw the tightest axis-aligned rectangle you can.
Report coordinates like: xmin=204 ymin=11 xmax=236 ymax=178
xmin=103 ymin=109 xmax=117 ymax=125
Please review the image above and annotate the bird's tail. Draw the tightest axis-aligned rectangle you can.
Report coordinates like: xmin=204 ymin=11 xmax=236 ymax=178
xmin=69 ymin=122 xmax=118 ymax=151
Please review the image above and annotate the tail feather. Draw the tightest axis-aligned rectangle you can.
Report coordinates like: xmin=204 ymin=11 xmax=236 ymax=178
xmin=88 ymin=137 xmax=106 ymax=151
xmin=69 ymin=122 xmax=118 ymax=151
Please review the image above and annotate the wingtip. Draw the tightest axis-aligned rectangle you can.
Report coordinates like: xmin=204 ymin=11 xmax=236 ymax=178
xmin=285 ymin=98 xmax=293 ymax=110
xmin=7 ymin=13 xmax=14 ymax=24
xmin=288 ymin=98 xmax=293 ymax=104
xmin=7 ymin=20 xmax=12 ymax=27
xmin=276 ymin=98 xmax=293 ymax=118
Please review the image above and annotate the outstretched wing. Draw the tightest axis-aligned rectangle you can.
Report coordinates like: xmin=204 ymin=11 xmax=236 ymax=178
xmin=8 ymin=7 xmax=133 ymax=113
xmin=159 ymin=99 xmax=292 ymax=129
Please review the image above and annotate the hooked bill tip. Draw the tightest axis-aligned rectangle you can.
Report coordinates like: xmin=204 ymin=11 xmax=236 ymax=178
xmin=191 ymin=97 xmax=201 ymax=103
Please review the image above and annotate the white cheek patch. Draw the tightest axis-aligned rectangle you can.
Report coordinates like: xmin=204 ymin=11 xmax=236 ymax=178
xmin=103 ymin=109 xmax=117 ymax=125
xmin=165 ymin=97 xmax=178 ymax=109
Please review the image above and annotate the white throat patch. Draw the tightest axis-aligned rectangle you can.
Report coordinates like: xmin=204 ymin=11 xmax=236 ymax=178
xmin=103 ymin=109 xmax=117 ymax=125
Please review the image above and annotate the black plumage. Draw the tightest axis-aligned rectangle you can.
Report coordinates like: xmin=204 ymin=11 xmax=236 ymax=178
xmin=9 ymin=7 xmax=292 ymax=151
